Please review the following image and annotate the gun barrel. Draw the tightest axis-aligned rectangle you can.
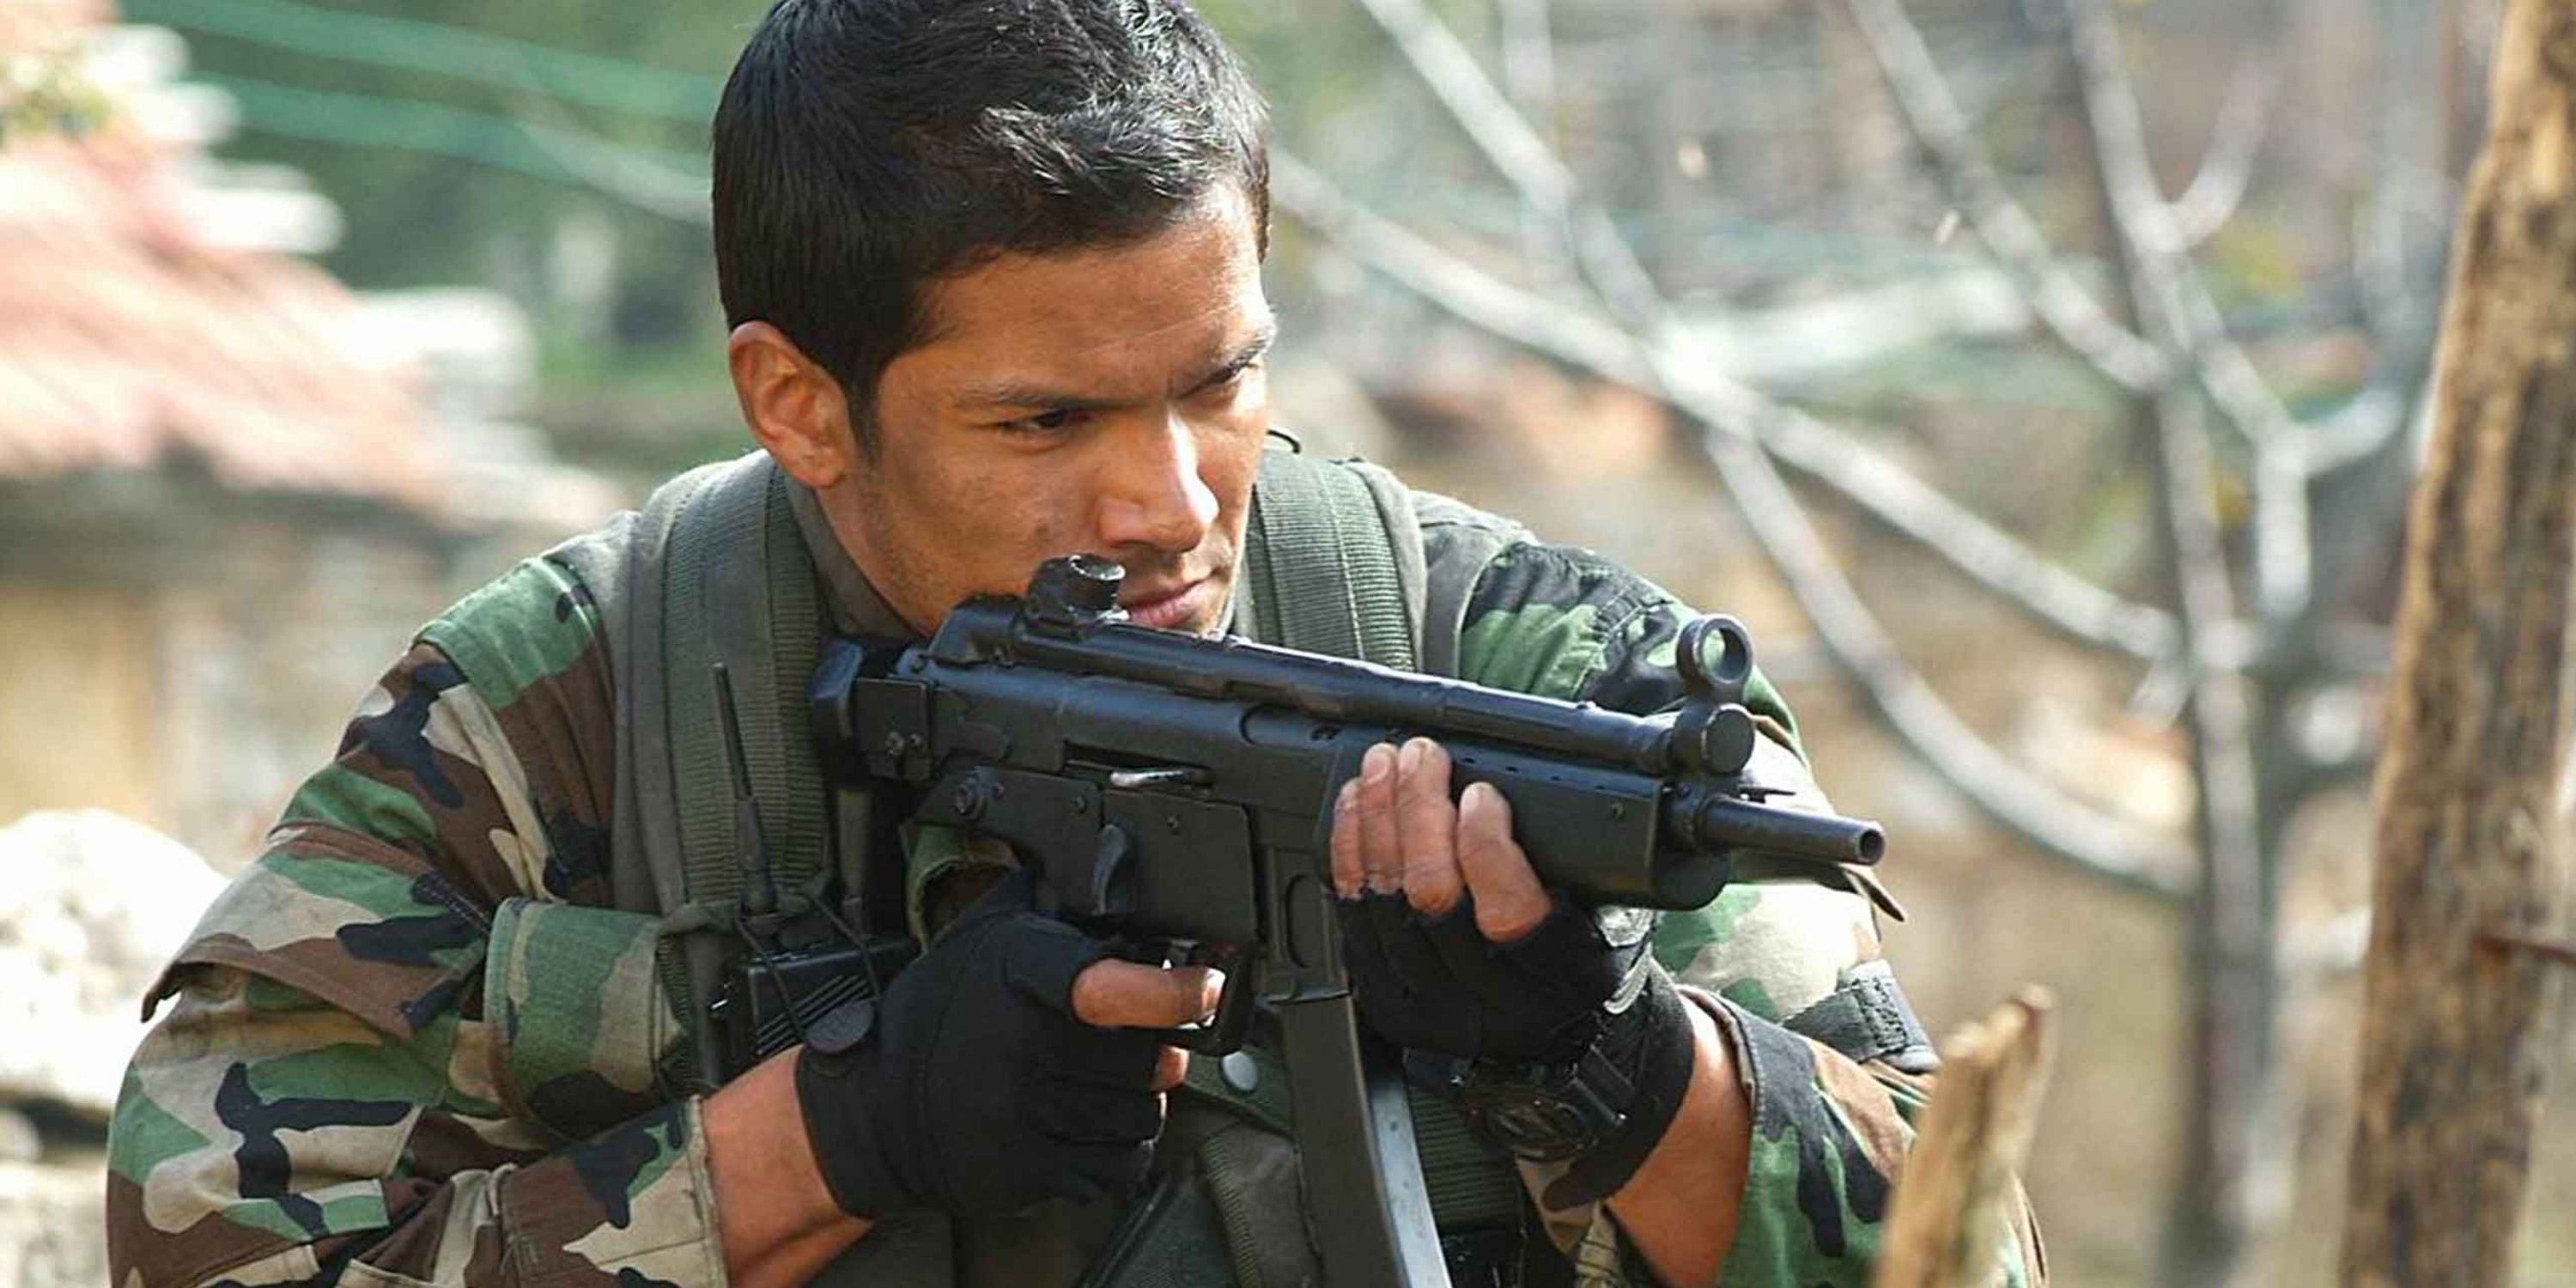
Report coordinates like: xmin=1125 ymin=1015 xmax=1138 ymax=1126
xmin=1671 ymin=792 xmax=1885 ymax=866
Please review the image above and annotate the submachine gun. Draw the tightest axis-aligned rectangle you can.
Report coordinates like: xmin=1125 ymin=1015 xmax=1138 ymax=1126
xmin=805 ymin=554 xmax=1886 ymax=1287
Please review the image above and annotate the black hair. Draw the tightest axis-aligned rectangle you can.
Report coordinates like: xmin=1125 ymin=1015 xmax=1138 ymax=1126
xmin=713 ymin=0 xmax=1270 ymax=446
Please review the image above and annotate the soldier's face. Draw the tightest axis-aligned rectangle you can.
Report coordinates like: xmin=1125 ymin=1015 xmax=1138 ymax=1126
xmin=833 ymin=189 xmax=1273 ymax=636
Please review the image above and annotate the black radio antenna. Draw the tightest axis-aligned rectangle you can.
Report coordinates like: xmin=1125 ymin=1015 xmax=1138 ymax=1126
xmin=711 ymin=662 xmax=780 ymax=926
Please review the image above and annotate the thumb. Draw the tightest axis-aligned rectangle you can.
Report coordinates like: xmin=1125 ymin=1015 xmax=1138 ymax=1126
xmin=1070 ymin=960 xmax=1225 ymax=1030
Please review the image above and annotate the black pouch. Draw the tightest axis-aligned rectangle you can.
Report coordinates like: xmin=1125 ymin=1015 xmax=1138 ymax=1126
xmin=1078 ymin=1151 xmax=1246 ymax=1288
xmin=707 ymin=932 xmax=917 ymax=1078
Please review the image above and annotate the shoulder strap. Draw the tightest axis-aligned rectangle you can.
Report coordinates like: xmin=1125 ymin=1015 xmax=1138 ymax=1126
xmin=1236 ymin=448 xmax=1426 ymax=671
xmin=662 ymin=453 xmax=830 ymax=913
xmin=550 ymin=450 xmax=833 ymax=1091
xmin=550 ymin=453 xmax=955 ymax=1287
xmin=659 ymin=453 xmax=833 ymax=1087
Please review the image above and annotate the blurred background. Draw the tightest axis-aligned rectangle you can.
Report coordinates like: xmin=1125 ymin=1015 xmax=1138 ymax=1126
xmin=0 ymin=0 xmax=2567 ymax=1283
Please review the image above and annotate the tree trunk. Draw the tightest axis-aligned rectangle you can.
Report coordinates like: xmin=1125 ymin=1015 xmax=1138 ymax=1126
xmin=2340 ymin=2 xmax=2576 ymax=1282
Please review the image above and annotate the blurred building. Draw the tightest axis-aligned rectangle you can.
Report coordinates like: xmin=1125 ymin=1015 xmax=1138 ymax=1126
xmin=0 ymin=0 xmax=617 ymax=869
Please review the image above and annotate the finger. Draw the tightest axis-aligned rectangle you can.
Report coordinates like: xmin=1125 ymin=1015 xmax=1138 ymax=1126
xmin=1152 ymin=1047 xmax=1189 ymax=1093
xmin=1456 ymin=781 xmax=1550 ymax=944
xmin=1358 ymin=742 xmax=1403 ymax=895
xmin=1361 ymin=888 xmax=1478 ymax=1055
xmin=1394 ymin=738 xmax=1465 ymax=919
xmin=1070 ymin=959 xmax=1224 ymax=1030
xmin=997 ymin=912 xmax=1109 ymax=1016
xmin=1331 ymin=777 xmax=1364 ymax=898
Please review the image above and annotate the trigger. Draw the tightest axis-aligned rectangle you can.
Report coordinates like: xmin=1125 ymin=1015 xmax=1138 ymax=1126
xmin=1146 ymin=948 xmax=1258 ymax=1054
xmin=1089 ymin=823 xmax=1134 ymax=917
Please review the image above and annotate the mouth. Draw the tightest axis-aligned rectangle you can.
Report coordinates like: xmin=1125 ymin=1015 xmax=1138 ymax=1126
xmin=1121 ymin=576 xmax=1215 ymax=631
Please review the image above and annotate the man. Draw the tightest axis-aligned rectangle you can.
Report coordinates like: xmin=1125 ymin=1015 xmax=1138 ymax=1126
xmin=106 ymin=2 xmax=2041 ymax=1285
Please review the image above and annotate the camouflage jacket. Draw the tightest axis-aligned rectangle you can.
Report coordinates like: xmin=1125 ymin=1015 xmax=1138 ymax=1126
xmin=106 ymin=463 xmax=2044 ymax=1287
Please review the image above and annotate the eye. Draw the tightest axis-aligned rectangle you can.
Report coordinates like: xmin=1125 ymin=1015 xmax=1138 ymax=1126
xmin=1000 ymin=407 xmax=1087 ymax=435
xmin=1193 ymin=359 xmax=1261 ymax=401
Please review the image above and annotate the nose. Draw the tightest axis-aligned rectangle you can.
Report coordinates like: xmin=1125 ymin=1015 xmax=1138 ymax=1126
xmin=1094 ymin=411 xmax=1218 ymax=557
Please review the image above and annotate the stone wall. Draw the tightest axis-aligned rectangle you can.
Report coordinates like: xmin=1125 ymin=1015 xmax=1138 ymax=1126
xmin=0 ymin=810 xmax=225 ymax=1287
xmin=0 ymin=473 xmax=498 ymax=872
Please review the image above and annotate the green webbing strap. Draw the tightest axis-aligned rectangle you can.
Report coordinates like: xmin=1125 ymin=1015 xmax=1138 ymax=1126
xmin=1404 ymin=1086 xmax=1522 ymax=1229
xmin=1242 ymin=452 xmax=1419 ymax=671
xmin=659 ymin=455 xmax=832 ymax=1093
xmin=665 ymin=456 xmax=832 ymax=909
xmin=662 ymin=471 xmax=735 ymax=915
xmin=752 ymin=467 xmax=830 ymax=887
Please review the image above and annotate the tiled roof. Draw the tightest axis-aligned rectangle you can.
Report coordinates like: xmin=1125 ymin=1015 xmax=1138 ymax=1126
xmin=0 ymin=12 xmax=437 ymax=507
xmin=0 ymin=0 xmax=105 ymax=53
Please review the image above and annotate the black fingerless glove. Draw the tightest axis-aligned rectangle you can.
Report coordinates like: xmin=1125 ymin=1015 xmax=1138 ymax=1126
xmin=795 ymin=869 xmax=1164 ymax=1218
xmin=1338 ymin=891 xmax=1698 ymax=1208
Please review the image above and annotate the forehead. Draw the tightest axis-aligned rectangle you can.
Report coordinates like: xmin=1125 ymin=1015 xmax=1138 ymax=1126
xmin=902 ymin=192 xmax=1268 ymax=394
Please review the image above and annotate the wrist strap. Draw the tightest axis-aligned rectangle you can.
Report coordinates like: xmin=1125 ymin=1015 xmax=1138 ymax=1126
xmin=1538 ymin=969 xmax=1696 ymax=1210
xmin=794 ymin=1006 xmax=908 ymax=1218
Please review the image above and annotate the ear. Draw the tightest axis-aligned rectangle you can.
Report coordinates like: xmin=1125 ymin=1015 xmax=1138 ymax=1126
xmin=727 ymin=322 xmax=858 ymax=489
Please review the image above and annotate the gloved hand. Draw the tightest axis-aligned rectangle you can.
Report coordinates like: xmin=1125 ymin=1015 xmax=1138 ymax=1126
xmin=1335 ymin=886 xmax=1667 ymax=1067
xmin=1333 ymin=738 xmax=1698 ymax=1207
xmin=794 ymin=868 xmax=1173 ymax=1218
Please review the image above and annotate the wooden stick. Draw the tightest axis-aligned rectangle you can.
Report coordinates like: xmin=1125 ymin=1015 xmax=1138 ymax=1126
xmin=1874 ymin=988 xmax=2057 ymax=1288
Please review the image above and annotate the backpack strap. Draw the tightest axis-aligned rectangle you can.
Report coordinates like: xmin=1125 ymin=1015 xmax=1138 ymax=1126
xmin=1236 ymin=447 xmax=1427 ymax=671
xmin=550 ymin=450 xmax=832 ymax=1091
xmin=662 ymin=453 xmax=831 ymax=912
xmin=658 ymin=453 xmax=832 ymax=1087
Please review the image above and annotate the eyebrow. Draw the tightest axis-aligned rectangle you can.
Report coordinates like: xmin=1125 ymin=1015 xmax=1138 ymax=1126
xmin=1187 ymin=321 xmax=1278 ymax=392
xmin=955 ymin=320 xmax=1279 ymax=413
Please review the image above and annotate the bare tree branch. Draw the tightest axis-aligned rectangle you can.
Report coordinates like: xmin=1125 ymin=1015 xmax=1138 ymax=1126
xmin=2064 ymin=0 xmax=2277 ymax=1274
xmin=1495 ymin=0 xmax=1556 ymax=129
xmin=2056 ymin=0 xmax=2315 ymax=627
xmin=2050 ymin=0 xmax=2290 ymax=454
xmin=1844 ymin=0 xmax=2426 ymax=621
xmin=1275 ymin=155 xmax=1647 ymax=375
xmin=1847 ymin=0 xmax=2336 ymax=629
xmin=1273 ymin=151 xmax=2196 ymax=896
xmin=1692 ymin=409 xmax=2196 ymax=896
xmin=1312 ymin=0 xmax=2214 ymax=890
xmin=1350 ymin=0 xmax=1664 ymax=329
xmin=2281 ymin=908 xmax=2371 ymax=977
xmin=1273 ymin=155 xmax=2183 ymax=657
xmin=2166 ymin=56 xmax=2275 ymax=249
xmin=1328 ymin=0 xmax=2233 ymax=664
xmin=2310 ymin=9 xmax=2452 ymax=477
xmin=2318 ymin=167 xmax=2442 ymax=477
xmin=1837 ymin=0 xmax=2167 ymax=392
xmin=1493 ymin=0 xmax=1571 ymax=287
xmin=2305 ymin=381 xmax=2415 ymax=475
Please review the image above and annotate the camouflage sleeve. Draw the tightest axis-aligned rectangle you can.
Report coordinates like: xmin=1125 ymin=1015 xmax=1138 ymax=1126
xmin=106 ymin=559 xmax=725 ymax=1287
xmin=1443 ymin=536 xmax=2044 ymax=1286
